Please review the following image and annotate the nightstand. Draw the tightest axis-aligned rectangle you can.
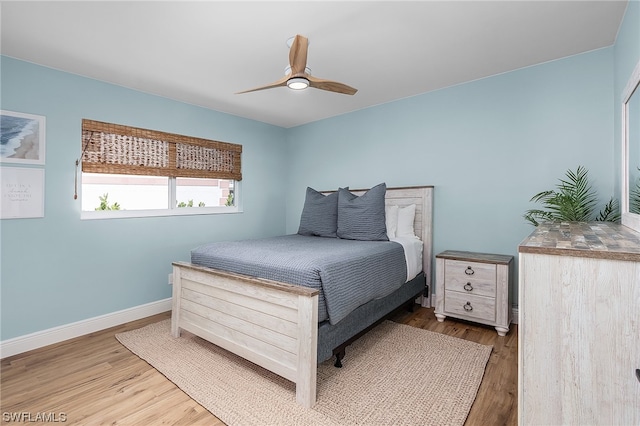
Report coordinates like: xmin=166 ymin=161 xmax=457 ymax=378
xmin=434 ymin=250 xmax=513 ymax=336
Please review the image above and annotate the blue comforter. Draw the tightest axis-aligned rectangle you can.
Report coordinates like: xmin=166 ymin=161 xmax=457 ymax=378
xmin=191 ymin=234 xmax=407 ymax=325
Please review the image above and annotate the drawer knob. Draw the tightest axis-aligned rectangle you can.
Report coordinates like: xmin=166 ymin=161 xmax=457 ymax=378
xmin=465 ymin=266 xmax=475 ymax=276
xmin=636 ymin=369 xmax=640 ymax=383
xmin=464 ymin=283 xmax=473 ymax=292
xmin=463 ymin=302 xmax=473 ymax=312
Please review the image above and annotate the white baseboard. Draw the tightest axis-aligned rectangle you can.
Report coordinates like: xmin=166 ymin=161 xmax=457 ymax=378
xmin=0 ymin=298 xmax=172 ymax=359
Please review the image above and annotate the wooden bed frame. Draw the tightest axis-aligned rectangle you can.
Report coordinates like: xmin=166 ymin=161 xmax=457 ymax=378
xmin=171 ymin=185 xmax=433 ymax=408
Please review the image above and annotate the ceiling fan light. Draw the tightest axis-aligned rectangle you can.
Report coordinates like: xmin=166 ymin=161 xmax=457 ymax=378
xmin=287 ymin=77 xmax=309 ymax=90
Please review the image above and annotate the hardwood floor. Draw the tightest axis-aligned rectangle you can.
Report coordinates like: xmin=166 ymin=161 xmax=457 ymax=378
xmin=1 ymin=307 xmax=517 ymax=425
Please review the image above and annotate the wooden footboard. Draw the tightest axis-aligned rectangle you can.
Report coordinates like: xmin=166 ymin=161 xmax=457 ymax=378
xmin=171 ymin=261 xmax=319 ymax=407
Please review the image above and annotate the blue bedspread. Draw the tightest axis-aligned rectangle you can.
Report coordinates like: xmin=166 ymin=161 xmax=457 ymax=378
xmin=190 ymin=234 xmax=407 ymax=325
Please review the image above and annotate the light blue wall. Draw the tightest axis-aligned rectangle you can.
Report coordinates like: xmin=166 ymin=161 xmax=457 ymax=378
xmin=285 ymin=47 xmax=616 ymax=305
xmin=0 ymin=56 xmax=288 ymax=340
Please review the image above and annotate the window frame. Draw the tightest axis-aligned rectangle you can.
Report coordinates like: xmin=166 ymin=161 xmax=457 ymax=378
xmin=80 ymin=177 xmax=242 ymax=220
xmin=78 ymin=119 xmax=243 ymax=220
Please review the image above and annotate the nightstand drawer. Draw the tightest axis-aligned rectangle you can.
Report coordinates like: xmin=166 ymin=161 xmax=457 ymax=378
xmin=444 ymin=291 xmax=496 ymax=322
xmin=444 ymin=259 xmax=496 ymax=297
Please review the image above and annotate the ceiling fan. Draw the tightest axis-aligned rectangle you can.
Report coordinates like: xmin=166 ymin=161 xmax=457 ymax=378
xmin=236 ymin=34 xmax=357 ymax=96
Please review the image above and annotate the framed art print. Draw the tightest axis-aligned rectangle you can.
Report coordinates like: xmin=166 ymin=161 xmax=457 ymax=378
xmin=1 ymin=167 xmax=45 ymax=219
xmin=1 ymin=110 xmax=46 ymax=165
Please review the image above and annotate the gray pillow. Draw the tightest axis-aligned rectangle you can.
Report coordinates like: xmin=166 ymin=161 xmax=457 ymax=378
xmin=337 ymin=183 xmax=389 ymax=241
xmin=298 ymin=187 xmax=340 ymax=238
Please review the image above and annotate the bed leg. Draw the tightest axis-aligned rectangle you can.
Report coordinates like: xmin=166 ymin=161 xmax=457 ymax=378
xmin=334 ymin=349 xmax=345 ymax=368
xmin=171 ymin=315 xmax=181 ymax=338
xmin=296 ymin=294 xmax=318 ymax=408
xmin=171 ymin=265 xmax=182 ymax=338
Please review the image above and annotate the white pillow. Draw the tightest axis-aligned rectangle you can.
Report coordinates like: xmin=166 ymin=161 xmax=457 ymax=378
xmin=385 ymin=205 xmax=398 ymax=239
xmin=396 ymin=204 xmax=417 ymax=238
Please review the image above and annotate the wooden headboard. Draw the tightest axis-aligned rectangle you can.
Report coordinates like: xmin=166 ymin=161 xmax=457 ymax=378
xmin=322 ymin=186 xmax=434 ymax=307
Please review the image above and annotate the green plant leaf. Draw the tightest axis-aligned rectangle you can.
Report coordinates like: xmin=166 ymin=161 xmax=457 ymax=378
xmin=524 ymin=166 xmax=619 ymax=226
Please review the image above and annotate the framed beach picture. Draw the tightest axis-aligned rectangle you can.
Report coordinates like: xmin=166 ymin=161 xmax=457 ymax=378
xmin=1 ymin=167 xmax=45 ymax=219
xmin=1 ymin=110 xmax=46 ymax=165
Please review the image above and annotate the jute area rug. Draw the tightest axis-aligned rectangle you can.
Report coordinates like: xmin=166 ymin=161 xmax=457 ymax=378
xmin=116 ymin=319 xmax=492 ymax=426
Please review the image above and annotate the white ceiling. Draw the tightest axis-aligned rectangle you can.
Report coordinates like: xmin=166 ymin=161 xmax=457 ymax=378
xmin=0 ymin=1 xmax=629 ymax=128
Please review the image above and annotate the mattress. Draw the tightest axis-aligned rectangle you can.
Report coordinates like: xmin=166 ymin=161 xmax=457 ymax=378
xmin=390 ymin=235 xmax=423 ymax=281
xmin=190 ymin=234 xmax=409 ymax=325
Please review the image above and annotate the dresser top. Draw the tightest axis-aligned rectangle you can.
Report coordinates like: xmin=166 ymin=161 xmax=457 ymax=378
xmin=518 ymin=222 xmax=640 ymax=262
xmin=436 ymin=250 xmax=513 ymax=265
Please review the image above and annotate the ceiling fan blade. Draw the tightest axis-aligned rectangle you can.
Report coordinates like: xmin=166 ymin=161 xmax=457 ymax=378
xmin=307 ymin=75 xmax=358 ymax=95
xmin=235 ymin=75 xmax=289 ymax=94
xmin=289 ymin=34 xmax=308 ymax=76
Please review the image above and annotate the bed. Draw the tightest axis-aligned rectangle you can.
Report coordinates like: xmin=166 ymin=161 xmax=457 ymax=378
xmin=171 ymin=185 xmax=433 ymax=407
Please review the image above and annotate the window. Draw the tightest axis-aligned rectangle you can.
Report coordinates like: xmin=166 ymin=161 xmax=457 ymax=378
xmin=79 ymin=120 xmax=241 ymax=219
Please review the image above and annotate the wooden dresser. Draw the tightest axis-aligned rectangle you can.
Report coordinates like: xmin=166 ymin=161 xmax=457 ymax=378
xmin=519 ymin=222 xmax=640 ymax=425
xmin=434 ymin=250 xmax=513 ymax=336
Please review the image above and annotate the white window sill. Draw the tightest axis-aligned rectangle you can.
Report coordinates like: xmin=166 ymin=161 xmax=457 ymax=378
xmin=81 ymin=206 xmax=242 ymax=220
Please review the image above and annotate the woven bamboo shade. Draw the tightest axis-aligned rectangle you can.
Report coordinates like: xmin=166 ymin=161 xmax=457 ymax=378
xmin=81 ymin=119 xmax=242 ymax=180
